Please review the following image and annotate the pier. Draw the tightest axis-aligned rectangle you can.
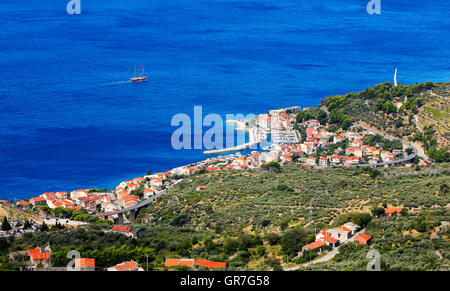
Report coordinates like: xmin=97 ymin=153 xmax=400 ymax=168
xmin=203 ymin=122 xmax=266 ymax=155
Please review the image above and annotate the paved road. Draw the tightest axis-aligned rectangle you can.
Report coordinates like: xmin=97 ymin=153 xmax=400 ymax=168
xmin=93 ymin=180 xmax=182 ymax=217
xmin=340 ymin=124 xmax=420 ymax=167
xmin=320 ymin=105 xmax=423 ymax=164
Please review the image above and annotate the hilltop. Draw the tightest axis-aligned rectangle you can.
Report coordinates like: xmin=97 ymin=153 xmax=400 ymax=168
xmin=323 ymin=81 xmax=449 ymax=162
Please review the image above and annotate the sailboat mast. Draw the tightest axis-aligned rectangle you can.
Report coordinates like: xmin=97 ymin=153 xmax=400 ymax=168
xmin=134 ymin=64 xmax=137 ymax=78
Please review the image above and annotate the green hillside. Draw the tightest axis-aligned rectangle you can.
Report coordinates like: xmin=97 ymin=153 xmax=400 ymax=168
xmin=324 ymin=82 xmax=449 ymax=162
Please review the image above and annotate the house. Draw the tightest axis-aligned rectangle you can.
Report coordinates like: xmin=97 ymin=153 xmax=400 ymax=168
xmin=185 ymin=167 xmax=200 ymax=176
xmin=55 ymin=192 xmax=68 ymax=200
xmin=194 ymin=260 xmax=227 ymax=269
xmin=331 ymin=155 xmax=342 ymax=164
xmin=30 ymin=197 xmax=47 ymax=207
xmin=107 ymin=260 xmax=143 ymax=271
xmin=384 ymin=207 xmax=403 ymax=217
xmin=349 ymin=139 xmax=363 ymax=148
xmin=127 ymin=183 xmax=139 ymax=191
xmin=133 ymin=177 xmax=145 ymax=183
xmin=28 ymin=247 xmax=52 ymax=266
xmin=165 ymin=258 xmax=227 ymax=269
xmin=75 ymin=258 xmax=95 ymax=271
xmin=110 ymin=225 xmax=137 ymax=238
xmin=71 ymin=189 xmax=89 ymax=201
xmin=346 ymin=147 xmax=363 ymax=158
xmin=333 ymin=134 xmax=345 ymax=143
xmin=418 ymin=159 xmax=431 ymax=166
xmin=368 ymin=156 xmax=379 ymax=164
xmin=16 ymin=200 xmax=31 ymax=207
xmin=342 ymin=222 xmax=358 ymax=235
xmin=329 ymin=226 xmax=352 ymax=242
xmin=353 ymin=233 xmax=372 ymax=245
xmin=319 ymin=236 xmax=339 ymax=248
xmin=150 ymin=177 xmax=163 ymax=187
xmin=300 ymin=142 xmax=316 ymax=154
xmin=120 ymin=195 xmax=139 ymax=207
xmin=315 ymin=228 xmax=330 ymax=241
xmin=143 ymin=188 xmax=154 ymax=197
xmin=306 ymin=157 xmax=316 ymax=166
xmin=319 ymin=157 xmax=329 ymax=166
xmin=302 ymin=240 xmax=325 ymax=252
xmin=165 ymin=258 xmax=195 ymax=268
xmin=196 ymin=185 xmax=207 ymax=191
xmin=49 ymin=201 xmax=63 ymax=209
xmin=361 ymin=145 xmax=379 ymax=156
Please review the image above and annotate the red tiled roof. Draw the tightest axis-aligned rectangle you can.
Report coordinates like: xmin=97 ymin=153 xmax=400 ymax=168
xmin=112 ymin=225 xmax=131 ymax=233
xmin=307 ymin=240 xmax=325 ymax=250
xmin=111 ymin=261 xmax=139 ymax=271
xmin=165 ymin=258 xmax=226 ymax=269
xmin=338 ymin=226 xmax=351 ymax=232
xmin=75 ymin=258 xmax=95 ymax=268
xmin=385 ymin=207 xmax=402 ymax=214
xmin=28 ymin=248 xmax=51 ymax=260
xmin=32 ymin=197 xmax=45 ymax=202
xmin=321 ymin=236 xmax=337 ymax=243
xmin=354 ymin=233 xmax=372 ymax=244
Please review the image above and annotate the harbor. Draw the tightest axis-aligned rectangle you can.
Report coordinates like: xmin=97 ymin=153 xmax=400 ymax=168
xmin=203 ymin=120 xmax=267 ymax=154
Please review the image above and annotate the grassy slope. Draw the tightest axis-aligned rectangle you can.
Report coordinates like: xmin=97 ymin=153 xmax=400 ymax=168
xmin=338 ymin=82 xmax=449 ymax=152
xmin=137 ymin=164 xmax=450 ymax=270
xmin=417 ymin=83 xmax=450 ymax=148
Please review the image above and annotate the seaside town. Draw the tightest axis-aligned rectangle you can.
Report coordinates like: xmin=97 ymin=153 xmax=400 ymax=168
xmin=2 ymin=106 xmax=431 ymax=220
xmin=0 ymin=104 xmax=438 ymax=271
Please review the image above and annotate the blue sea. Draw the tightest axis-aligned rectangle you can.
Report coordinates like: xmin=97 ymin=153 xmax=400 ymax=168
xmin=0 ymin=0 xmax=448 ymax=200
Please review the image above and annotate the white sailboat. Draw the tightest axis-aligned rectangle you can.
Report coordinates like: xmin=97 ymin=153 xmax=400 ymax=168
xmin=394 ymin=68 xmax=398 ymax=87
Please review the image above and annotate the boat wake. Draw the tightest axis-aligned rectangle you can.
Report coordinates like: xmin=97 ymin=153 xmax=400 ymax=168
xmin=103 ymin=80 xmax=132 ymax=86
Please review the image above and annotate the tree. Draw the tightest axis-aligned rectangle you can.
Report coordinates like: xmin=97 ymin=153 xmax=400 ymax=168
xmin=279 ymin=221 xmax=289 ymax=231
xmin=23 ymin=220 xmax=32 ymax=230
xmin=280 ymin=228 xmax=307 ymax=256
xmin=440 ymin=184 xmax=449 ymax=195
xmin=427 ymin=147 xmax=449 ymax=163
xmin=256 ymin=245 xmax=266 ymax=256
xmin=351 ymin=213 xmax=372 ymax=228
xmin=405 ymin=148 xmax=413 ymax=155
xmin=265 ymin=233 xmax=280 ymax=245
xmin=170 ymin=215 xmax=189 ymax=226
xmin=262 ymin=162 xmax=281 ymax=173
xmin=39 ymin=222 xmax=49 ymax=232
xmin=317 ymin=109 xmax=328 ymax=125
xmin=146 ymin=170 xmax=152 ymax=176
xmin=224 ymin=239 xmax=240 ymax=255
xmin=0 ymin=237 xmax=8 ymax=252
xmin=261 ymin=219 xmax=271 ymax=227
xmin=371 ymin=206 xmax=385 ymax=217
xmin=176 ymin=240 xmax=192 ymax=257
xmin=1 ymin=217 xmax=12 ymax=231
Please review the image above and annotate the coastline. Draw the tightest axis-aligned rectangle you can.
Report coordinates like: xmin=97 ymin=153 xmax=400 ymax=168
xmin=203 ymin=120 xmax=264 ymax=154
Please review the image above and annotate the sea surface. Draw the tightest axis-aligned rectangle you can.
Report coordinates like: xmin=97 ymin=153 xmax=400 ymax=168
xmin=0 ymin=0 xmax=449 ymax=199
